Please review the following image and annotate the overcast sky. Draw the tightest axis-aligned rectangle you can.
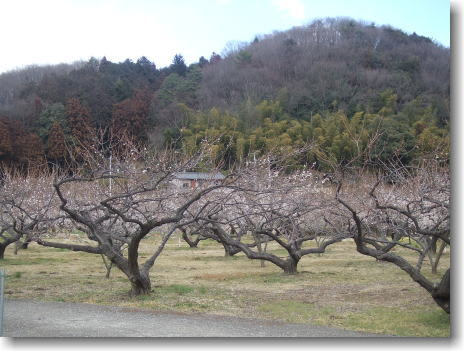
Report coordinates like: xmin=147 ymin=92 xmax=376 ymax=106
xmin=0 ymin=0 xmax=451 ymax=74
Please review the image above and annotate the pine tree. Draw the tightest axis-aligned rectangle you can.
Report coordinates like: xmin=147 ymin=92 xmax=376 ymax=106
xmin=198 ymin=56 xmax=209 ymax=68
xmin=170 ymin=54 xmax=187 ymax=76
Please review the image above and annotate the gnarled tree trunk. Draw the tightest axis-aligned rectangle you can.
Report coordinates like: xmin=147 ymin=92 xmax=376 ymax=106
xmin=223 ymin=242 xmax=241 ymax=257
xmin=180 ymin=229 xmax=201 ymax=248
xmin=432 ymin=269 xmax=450 ymax=313
xmin=282 ymin=258 xmax=299 ymax=274
xmin=0 ymin=229 xmax=21 ymax=259
xmin=0 ymin=245 xmax=6 ymax=260
xmin=128 ymin=271 xmax=151 ymax=296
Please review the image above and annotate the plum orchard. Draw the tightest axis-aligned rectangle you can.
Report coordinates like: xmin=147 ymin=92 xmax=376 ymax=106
xmin=0 ymin=152 xmax=450 ymax=312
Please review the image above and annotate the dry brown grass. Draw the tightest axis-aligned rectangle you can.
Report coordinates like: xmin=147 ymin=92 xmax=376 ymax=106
xmin=0 ymin=234 xmax=450 ymax=337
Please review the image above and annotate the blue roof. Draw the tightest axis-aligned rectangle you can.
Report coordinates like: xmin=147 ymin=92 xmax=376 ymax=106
xmin=173 ymin=172 xmax=225 ymax=180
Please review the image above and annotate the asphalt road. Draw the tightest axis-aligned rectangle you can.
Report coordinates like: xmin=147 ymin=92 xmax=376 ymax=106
xmin=2 ymin=299 xmax=383 ymax=337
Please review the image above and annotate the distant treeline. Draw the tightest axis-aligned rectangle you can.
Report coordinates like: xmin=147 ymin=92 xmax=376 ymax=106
xmin=0 ymin=18 xmax=449 ymax=171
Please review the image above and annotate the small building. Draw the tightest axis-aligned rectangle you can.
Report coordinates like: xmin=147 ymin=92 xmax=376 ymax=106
xmin=172 ymin=172 xmax=226 ymax=189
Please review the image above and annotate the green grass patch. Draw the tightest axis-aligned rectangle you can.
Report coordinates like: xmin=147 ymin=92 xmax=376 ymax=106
xmin=135 ymin=293 xmax=155 ymax=302
xmin=1 ymin=257 xmax=67 ymax=265
xmin=8 ymin=271 xmax=23 ymax=279
xmin=340 ymin=307 xmax=450 ymax=337
xmin=258 ymin=300 xmax=324 ymax=323
xmin=161 ymin=284 xmax=194 ymax=295
xmin=51 ymin=248 xmax=69 ymax=252
xmin=198 ymin=286 xmax=208 ymax=294
xmin=258 ymin=301 xmax=449 ymax=336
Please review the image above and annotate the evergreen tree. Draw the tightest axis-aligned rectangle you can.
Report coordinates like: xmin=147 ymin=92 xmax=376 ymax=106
xmin=198 ymin=56 xmax=209 ymax=68
xmin=170 ymin=54 xmax=187 ymax=77
xmin=36 ymin=103 xmax=67 ymax=141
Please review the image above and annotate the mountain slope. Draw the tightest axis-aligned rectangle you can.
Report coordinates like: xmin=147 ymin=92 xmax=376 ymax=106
xmin=199 ymin=18 xmax=449 ymax=125
xmin=0 ymin=18 xmax=450 ymax=170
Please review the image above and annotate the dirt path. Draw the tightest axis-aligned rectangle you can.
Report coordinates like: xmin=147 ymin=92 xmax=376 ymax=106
xmin=2 ymin=299 xmax=384 ymax=337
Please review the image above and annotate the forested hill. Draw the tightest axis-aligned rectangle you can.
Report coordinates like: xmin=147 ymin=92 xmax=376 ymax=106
xmin=199 ymin=18 xmax=449 ymax=123
xmin=0 ymin=18 xmax=450 ymax=170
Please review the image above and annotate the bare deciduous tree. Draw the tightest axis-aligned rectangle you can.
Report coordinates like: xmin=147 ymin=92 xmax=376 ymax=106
xmin=335 ymin=159 xmax=450 ymax=313
xmin=194 ymin=160 xmax=351 ymax=273
xmin=0 ymin=171 xmax=57 ymax=258
xmin=31 ymin=147 xmax=239 ymax=295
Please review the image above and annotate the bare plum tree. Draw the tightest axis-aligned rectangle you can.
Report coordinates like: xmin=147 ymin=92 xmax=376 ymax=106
xmin=0 ymin=171 xmax=57 ymax=259
xmin=335 ymin=159 xmax=450 ymax=313
xmin=195 ymin=159 xmax=351 ymax=274
xmin=33 ymin=147 xmax=238 ymax=296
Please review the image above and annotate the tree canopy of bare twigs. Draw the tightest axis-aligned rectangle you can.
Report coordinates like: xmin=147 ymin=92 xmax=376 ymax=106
xmin=335 ymin=159 xmax=450 ymax=313
xmin=0 ymin=170 xmax=58 ymax=258
xmin=189 ymin=158 xmax=352 ymax=274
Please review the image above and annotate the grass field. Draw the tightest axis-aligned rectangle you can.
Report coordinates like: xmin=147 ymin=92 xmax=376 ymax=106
xmin=0 ymin=234 xmax=450 ymax=337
